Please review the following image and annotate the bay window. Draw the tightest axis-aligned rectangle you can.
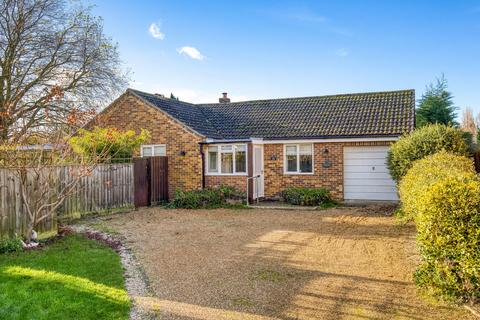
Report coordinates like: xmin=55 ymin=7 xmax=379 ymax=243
xmin=284 ymin=144 xmax=313 ymax=174
xmin=206 ymin=144 xmax=247 ymax=175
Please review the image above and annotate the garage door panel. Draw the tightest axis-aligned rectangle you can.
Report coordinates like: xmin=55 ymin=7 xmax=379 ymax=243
xmin=344 ymin=152 xmax=389 ymax=160
xmin=344 ymin=172 xmax=393 ymax=180
xmin=344 ymin=165 xmax=390 ymax=173
xmin=344 ymin=146 xmax=398 ymax=201
xmin=344 ymin=178 xmax=396 ymax=187
xmin=345 ymin=185 xmax=397 ymax=193
xmin=344 ymin=192 xmax=398 ymax=201
xmin=344 ymin=159 xmax=388 ymax=166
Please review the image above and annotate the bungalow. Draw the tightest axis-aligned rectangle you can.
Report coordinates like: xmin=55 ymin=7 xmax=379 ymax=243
xmin=93 ymin=88 xmax=415 ymax=202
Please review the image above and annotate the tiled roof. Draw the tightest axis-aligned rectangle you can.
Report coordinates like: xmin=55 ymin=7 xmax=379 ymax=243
xmin=128 ymin=88 xmax=415 ymax=140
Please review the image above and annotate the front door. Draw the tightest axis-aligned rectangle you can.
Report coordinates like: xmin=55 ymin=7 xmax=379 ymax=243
xmin=253 ymin=145 xmax=264 ymax=198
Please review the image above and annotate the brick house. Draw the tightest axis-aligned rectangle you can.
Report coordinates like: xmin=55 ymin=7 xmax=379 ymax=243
xmin=93 ymin=88 xmax=415 ymax=202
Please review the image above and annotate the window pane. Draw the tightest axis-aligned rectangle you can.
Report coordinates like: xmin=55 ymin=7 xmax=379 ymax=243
xmin=221 ymin=152 xmax=233 ymax=173
xmin=300 ymin=154 xmax=312 ymax=172
xmin=208 ymin=147 xmax=218 ymax=172
xmin=142 ymin=146 xmax=152 ymax=157
xmin=153 ymin=145 xmax=166 ymax=156
xmin=286 ymin=145 xmax=297 ymax=155
xmin=221 ymin=145 xmax=233 ymax=152
xmin=287 ymin=155 xmax=297 ymax=172
xmin=299 ymin=144 xmax=312 ymax=155
xmin=235 ymin=146 xmax=246 ymax=173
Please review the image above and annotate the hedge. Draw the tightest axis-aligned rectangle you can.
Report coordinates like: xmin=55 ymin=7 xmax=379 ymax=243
xmin=413 ymin=176 xmax=480 ymax=303
xmin=387 ymin=124 xmax=469 ymax=183
xmin=169 ymin=185 xmax=246 ymax=209
xmin=282 ymin=187 xmax=333 ymax=206
xmin=398 ymin=151 xmax=476 ymax=222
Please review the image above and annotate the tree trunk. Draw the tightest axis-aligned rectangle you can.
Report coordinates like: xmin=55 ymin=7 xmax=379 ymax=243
xmin=25 ymin=223 xmax=34 ymax=244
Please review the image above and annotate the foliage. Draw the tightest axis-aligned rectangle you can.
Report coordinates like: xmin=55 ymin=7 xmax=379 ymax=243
xmin=169 ymin=185 xmax=246 ymax=209
xmin=387 ymin=124 xmax=469 ymax=182
xmin=69 ymin=127 xmax=150 ymax=162
xmin=398 ymin=151 xmax=475 ymax=222
xmin=0 ymin=236 xmax=23 ymax=254
xmin=416 ymin=75 xmax=458 ymax=128
xmin=282 ymin=187 xmax=333 ymax=206
xmin=0 ymin=235 xmax=130 ymax=319
xmin=413 ymin=176 xmax=480 ymax=303
xmin=1 ymin=128 xmax=127 ymax=243
xmin=0 ymin=0 xmax=128 ymax=142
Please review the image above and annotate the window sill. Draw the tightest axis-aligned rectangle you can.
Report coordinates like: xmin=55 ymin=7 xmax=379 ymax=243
xmin=205 ymin=173 xmax=248 ymax=177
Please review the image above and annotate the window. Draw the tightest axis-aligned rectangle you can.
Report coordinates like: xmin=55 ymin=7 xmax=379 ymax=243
xmin=141 ymin=144 xmax=166 ymax=157
xmin=208 ymin=146 xmax=218 ymax=173
xmin=221 ymin=145 xmax=233 ymax=173
xmin=284 ymin=144 xmax=313 ymax=174
xmin=206 ymin=144 xmax=247 ymax=175
xmin=235 ymin=145 xmax=246 ymax=173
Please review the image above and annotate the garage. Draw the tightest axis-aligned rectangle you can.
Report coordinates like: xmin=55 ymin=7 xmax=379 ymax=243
xmin=343 ymin=146 xmax=398 ymax=201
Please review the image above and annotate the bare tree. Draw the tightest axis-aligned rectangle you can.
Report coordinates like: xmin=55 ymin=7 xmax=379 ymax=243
xmin=0 ymin=0 xmax=127 ymax=142
xmin=462 ymin=107 xmax=477 ymax=145
xmin=0 ymin=125 xmax=117 ymax=243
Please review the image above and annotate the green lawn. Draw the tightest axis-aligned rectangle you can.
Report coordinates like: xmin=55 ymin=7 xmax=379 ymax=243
xmin=0 ymin=235 xmax=130 ymax=320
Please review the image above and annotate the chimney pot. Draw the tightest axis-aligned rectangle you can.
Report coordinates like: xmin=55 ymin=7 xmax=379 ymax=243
xmin=219 ymin=92 xmax=230 ymax=103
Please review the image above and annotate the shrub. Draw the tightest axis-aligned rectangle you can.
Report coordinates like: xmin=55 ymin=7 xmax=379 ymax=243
xmin=398 ymin=151 xmax=475 ymax=222
xmin=0 ymin=236 xmax=23 ymax=254
xmin=387 ymin=124 xmax=469 ymax=182
xmin=282 ymin=187 xmax=333 ymax=206
xmin=69 ymin=126 xmax=150 ymax=162
xmin=413 ymin=176 xmax=480 ymax=303
xmin=170 ymin=185 xmax=246 ymax=209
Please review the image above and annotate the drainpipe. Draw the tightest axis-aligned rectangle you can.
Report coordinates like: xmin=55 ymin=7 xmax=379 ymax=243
xmin=199 ymin=143 xmax=206 ymax=189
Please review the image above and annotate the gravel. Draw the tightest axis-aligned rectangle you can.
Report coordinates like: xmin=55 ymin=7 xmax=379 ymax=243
xmin=77 ymin=207 xmax=476 ymax=320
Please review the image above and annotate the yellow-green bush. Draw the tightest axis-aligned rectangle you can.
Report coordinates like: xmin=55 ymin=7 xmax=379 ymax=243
xmin=414 ymin=176 xmax=480 ymax=303
xmin=387 ymin=124 xmax=469 ymax=182
xmin=398 ymin=151 xmax=475 ymax=222
xmin=69 ymin=126 xmax=150 ymax=162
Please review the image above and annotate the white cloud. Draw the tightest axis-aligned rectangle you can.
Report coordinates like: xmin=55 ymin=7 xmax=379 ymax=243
xmin=177 ymin=46 xmax=204 ymax=61
xmin=335 ymin=48 xmax=349 ymax=57
xmin=148 ymin=23 xmax=165 ymax=40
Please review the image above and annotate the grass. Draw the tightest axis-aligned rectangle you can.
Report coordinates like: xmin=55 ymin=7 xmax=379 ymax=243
xmin=0 ymin=235 xmax=130 ymax=320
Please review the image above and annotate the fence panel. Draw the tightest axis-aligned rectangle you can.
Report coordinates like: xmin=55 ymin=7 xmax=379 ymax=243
xmin=0 ymin=163 xmax=134 ymax=238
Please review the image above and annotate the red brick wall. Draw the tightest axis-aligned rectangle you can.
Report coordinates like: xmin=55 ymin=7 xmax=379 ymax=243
xmin=92 ymin=92 xmax=203 ymax=198
xmin=263 ymin=141 xmax=392 ymax=200
xmin=204 ymin=175 xmax=248 ymax=192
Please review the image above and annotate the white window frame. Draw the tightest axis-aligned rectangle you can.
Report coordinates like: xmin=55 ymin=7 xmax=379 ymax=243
xmin=283 ymin=143 xmax=314 ymax=175
xmin=205 ymin=144 xmax=248 ymax=176
xmin=140 ymin=144 xmax=166 ymax=157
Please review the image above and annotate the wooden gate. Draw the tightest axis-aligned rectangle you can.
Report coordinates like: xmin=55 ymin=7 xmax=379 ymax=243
xmin=134 ymin=156 xmax=168 ymax=208
xmin=150 ymin=157 xmax=168 ymax=204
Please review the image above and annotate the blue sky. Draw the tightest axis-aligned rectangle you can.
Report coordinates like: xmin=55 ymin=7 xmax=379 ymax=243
xmin=91 ymin=0 xmax=480 ymax=117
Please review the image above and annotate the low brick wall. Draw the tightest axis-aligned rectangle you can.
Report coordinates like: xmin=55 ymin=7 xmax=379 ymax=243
xmin=205 ymin=175 xmax=248 ymax=193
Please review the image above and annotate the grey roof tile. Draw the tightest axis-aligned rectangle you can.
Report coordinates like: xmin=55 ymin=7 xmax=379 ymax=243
xmin=128 ymin=88 xmax=415 ymax=140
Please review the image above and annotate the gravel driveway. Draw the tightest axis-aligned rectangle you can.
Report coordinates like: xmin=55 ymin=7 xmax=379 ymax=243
xmin=94 ymin=206 xmax=474 ymax=320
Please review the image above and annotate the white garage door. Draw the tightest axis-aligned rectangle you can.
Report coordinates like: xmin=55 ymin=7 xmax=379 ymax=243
xmin=344 ymin=146 xmax=398 ymax=201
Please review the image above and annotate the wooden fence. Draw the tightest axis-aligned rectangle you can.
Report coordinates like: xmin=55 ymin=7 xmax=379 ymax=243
xmin=0 ymin=163 xmax=134 ymax=238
